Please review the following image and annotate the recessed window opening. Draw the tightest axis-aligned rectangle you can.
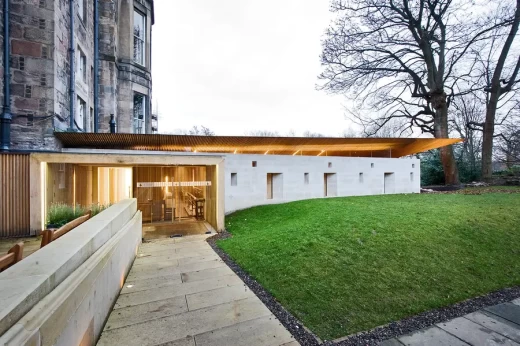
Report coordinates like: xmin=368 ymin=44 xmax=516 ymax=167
xmin=412 ymin=164 xmax=415 ymax=168
xmin=328 ymin=162 xmax=332 ymax=168
xmin=304 ymin=173 xmax=309 ymax=185
xmin=252 ymin=161 xmax=257 ymax=167
xmin=371 ymin=163 xmax=374 ymax=168
xmin=359 ymin=172 xmax=364 ymax=183
xmin=324 ymin=173 xmax=337 ymax=197
xmin=231 ymin=173 xmax=238 ymax=186
xmin=410 ymin=172 xmax=414 ymax=182
xmin=267 ymin=173 xmax=283 ymax=199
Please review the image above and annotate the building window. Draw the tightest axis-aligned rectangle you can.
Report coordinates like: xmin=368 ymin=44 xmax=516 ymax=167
xmin=328 ymin=162 xmax=332 ymax=168
xmin=304 ymin=173 xmax=309 ymax=185
xmin=231 ymin=173 xmax=238 ymax=186
xmin=78 ymin=48 xmax=86 ymax=82
xmin=133 ymin=93 xmax=146 ymax=134
xmin=412 ymin=164 xmax=415 ymax=168
xmin=133 ymin=10 xmax=146 ymax=66
xmin=90 ymin=107 xmax=93 ymax=132
xmin=78 ymin=0 xmax=86 ymax=22
xmin=410 ymin=172 xmax=414 ymax=182
xmin=77 ymin=96 xmax=86 ymax=131
xmin=371 ymin=163 xmax=374 ymax=168
xmin=252 ymin=161 xmax=257 ymax=167
xmin=359 ymin=172 xmax=364 ymax=183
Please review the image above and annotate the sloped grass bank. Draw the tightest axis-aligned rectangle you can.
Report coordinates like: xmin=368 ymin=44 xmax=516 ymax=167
xmin=217 ymin=192 xmax=520 ymax=340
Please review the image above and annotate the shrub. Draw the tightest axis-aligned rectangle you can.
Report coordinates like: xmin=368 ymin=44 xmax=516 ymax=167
xmin=47 ymin=203 xmax=111 ymax=227
xmin=47 ymin=203 xmax=86 ymax=227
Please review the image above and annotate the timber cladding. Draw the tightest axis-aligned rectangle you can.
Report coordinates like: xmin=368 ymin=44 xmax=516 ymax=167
xmin=0 ymin=154 xmax=31 ymax=237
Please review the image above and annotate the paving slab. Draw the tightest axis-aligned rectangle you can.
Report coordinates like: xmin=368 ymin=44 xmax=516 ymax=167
xmin=194 ymin=314 xmax=296 ymax=346
xmin=465 ymin=311 xmax=520 ymax=343
xmin=98 ymin=297 xmax=272 ymax=346
xmin=106 ymin=296 xmax=188 ymax=329
xmin=128 ymin=259 xmax=180 ymax=273
xmin=181 ymin=265 xmax=234 ymax=283
xmin=98 ymin=234 xmax=299 ymax=346
xmin=116 ymin=274 xmax=243 ymax=309
xmin=126 ymin=259 xmax=226 ymax=281
xmin=398 ymin=326 xmax=470 ymax=346
xmin=154 ymin=336 xmax=196 ymax=346
xmin=133 ymin=249 xmax=216 ymax=266
xmin=379 ymin=338 xmax=404 ymax=346
xmin=186 ymin=283 xmax=255 ymax=311
xmin=485 ymin=303 xmax=520 ymax=325
xmin=177 ymin=253 xmax=221 ymax=266
xmin=437 ymin=316 xmax=519 ymax=346
xmin=121 ymin=273 xmax=183 ymax=292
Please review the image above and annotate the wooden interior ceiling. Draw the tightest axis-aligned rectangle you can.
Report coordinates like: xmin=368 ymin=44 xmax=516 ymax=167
xmin=54 ymin=133 xmax=462 ymax=158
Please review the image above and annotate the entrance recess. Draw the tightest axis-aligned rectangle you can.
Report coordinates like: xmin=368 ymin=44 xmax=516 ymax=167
xmin=133 ymin=166 xmax=216 ymax=228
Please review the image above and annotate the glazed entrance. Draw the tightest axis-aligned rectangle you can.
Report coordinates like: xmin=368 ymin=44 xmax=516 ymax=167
xmin=133 ymin=166 xmax=218 ymax=237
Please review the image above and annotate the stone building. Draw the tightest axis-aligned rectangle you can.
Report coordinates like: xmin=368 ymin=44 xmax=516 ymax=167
xmin=0 ymin=0 xmax=155 ymax=151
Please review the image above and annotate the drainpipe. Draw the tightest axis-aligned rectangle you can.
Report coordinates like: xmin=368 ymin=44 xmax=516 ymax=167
xmin=109 ymin=114 xmax=116 ymax=133
xmin=0 ymin=0 xmax=11 ymax=151
xmin=68 ymin=0 xmax=75 ymax=131
xmin=93 ymin=0 xmax=99 ymax=132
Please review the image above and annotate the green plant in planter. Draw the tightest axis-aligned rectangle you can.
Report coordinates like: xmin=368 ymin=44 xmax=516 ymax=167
xmin=47 ymin=203 xmax=86 ymax=228
xmin=90 ymin=203 xmax=111 ymax=217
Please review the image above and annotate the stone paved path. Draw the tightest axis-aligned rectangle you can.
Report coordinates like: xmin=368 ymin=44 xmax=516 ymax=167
xmin=380 ymin=297 xmax=520 ymax=346
xmin=97 ymin=234 xmax=299 ymax=346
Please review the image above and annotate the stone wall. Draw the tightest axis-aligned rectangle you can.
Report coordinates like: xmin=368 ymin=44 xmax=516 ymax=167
xmin=9 ymin=0 xmax=58 ymax=150
xmin=6 ymin=0 xmax=154 ymax=150
xmin=0 ymin=199 xmax=142 ymax=345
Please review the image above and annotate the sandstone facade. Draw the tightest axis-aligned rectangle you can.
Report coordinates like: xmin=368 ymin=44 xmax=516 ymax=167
xmin=2 ymin=0 xmax=154 ymax=150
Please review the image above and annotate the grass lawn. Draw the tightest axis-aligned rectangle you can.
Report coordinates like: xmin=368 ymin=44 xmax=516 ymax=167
xmin=217 ymin=189 xmax=520 ymax=341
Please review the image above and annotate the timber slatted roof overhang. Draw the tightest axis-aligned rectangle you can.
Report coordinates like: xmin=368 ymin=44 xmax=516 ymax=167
xmin=54 ymin=132 xmax=462 ymax=158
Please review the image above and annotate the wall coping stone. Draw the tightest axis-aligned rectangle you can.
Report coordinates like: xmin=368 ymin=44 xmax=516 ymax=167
xmin=0 ymin=199 xmax=138 ymax=335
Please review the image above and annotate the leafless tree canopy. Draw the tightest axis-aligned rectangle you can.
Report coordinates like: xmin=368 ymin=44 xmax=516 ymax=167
xmin=319 ymin=0 xmax=515 ymax=184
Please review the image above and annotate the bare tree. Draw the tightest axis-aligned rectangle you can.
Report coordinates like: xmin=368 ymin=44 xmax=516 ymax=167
xmin=245 ymin=130 xmax=282 ymax=137
xmin=450 ymin=94 xmax=484 ymax=175
xmin=477 ymin=0 xmax=520 ymax=181
xmin=170 ymin=125 xmax=215 ymax=136
xmin=302 ymin=131 xmax=325 ymax=137
xmin=495 ymin=120 xmax=520 ymax=168
xmin=319 ymin=0 xmax=510 ymax=185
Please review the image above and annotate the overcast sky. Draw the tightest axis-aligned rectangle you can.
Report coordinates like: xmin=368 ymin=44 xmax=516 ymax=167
xmin=151 ymin=0 xmax=352 ymax=136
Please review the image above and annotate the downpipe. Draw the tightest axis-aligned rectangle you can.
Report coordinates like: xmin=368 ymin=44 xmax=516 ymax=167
xmin=93 ymin=0 xmax=99 ymax=132
xmin=68 ymin=0 xmax=75 ymax=131
xmin=0 ymin=0 xmax=11 ymax=151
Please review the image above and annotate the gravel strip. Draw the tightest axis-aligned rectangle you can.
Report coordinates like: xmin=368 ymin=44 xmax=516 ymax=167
xmin=207 ymin=231 xmax=520 ymax=346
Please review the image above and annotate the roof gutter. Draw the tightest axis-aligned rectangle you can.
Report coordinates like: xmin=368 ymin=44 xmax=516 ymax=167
xmin=0 ymin=0 xmax=12 ymax=151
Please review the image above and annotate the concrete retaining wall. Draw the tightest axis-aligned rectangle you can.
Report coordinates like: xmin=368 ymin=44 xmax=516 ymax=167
xmin=0 ymin=199 xmax=141 ymax=345
xmin=224 ymin=154 xmax=420 ymax=212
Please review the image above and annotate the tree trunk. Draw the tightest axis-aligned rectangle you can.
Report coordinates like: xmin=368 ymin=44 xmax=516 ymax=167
xmin=481 ymin=93 xmax=499 ymax=181
xmin=434 ymin=103 xmax=460 ymax=185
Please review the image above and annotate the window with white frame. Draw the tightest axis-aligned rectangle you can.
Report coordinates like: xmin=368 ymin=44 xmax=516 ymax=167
xmin=133 ymin=10 xmax=146 ymax=66
xmin=133 ymin=93 xmax=146 ymax=133
xmin=78 ymin=48 xmax=86 ymax=82
xmin=77 ymin=96 xmax=86 ymax=131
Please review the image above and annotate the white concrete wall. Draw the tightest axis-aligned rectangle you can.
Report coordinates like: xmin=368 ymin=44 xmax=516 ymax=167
xmin=224 ymin=154 xmax=420 ymax=212
xmin=0 ymin=199 xmax=142 ymax=346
